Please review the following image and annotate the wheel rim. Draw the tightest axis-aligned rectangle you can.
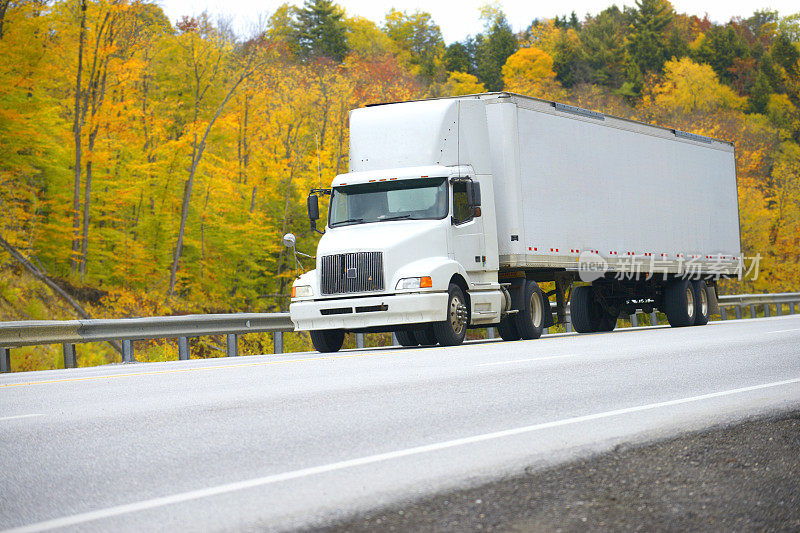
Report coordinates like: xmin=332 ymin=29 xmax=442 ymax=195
xmin=530 ymin=292 xmax=542 ymax=327
xmin=699 ymin=286 xmax=708 ymax=316
xmin=449 ymin=295 xmax=467 ymax=336
xmin=685 ymin=287 xmax=695 ymax=317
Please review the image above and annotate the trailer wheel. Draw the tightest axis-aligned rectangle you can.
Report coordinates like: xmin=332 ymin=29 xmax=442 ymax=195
xmin=664 ymin=279 xmax=697 ymax=327
xmin=515 ymin=280 xmax=546 ymax=340
xmin=692 ymin=280 xmax=710 ymax=326
xmin=433 ymin=284 xmax=468 ymax=346
xmin=496 ymin=316 xmax=521 ymax=341
xmin=395 ymin=330 xmax=419 ymax=346
xmin=570 ymin=285 xmax=601 ymax=333
xmin=310 ymin=329 xmax=345 ymax=353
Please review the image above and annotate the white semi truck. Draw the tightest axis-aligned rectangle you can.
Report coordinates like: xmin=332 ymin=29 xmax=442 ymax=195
xmin=289 ymin=93 xmax=741 ymax=352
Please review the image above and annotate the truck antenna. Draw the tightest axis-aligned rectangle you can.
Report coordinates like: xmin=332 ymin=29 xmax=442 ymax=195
xmin=316 ymin=134 xmax=322 ymax=189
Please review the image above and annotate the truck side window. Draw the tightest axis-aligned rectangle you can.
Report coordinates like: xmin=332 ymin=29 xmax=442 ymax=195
xmin=452 ymin=181 xmax=472 ymax=224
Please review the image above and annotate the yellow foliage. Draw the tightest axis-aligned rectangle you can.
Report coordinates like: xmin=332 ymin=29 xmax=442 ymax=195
xmin=502 ymin=47 xmax=565 ymax=99
xmin=443 ymin=71 xmax=486 ymax=96
xmin=652 ymin=57 xmax=745 ymax=114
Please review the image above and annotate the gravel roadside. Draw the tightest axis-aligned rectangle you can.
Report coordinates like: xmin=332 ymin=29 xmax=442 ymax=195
xmin=318 ymin=411 xmax=800 ymax=532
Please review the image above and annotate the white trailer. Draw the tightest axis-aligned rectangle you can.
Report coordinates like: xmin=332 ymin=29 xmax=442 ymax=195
xmin=289 ymin=93 xmax=741 ymax=352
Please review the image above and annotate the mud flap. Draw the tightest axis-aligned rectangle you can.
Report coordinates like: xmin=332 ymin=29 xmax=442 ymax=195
xmin=708 ymin=283 xmax=721 ymax=316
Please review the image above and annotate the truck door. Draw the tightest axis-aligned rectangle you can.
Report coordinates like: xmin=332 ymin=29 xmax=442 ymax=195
xmin=450 ymin=179 xmax=485 ymax=276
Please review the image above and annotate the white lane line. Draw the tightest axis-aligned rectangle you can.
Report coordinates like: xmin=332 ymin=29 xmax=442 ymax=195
xmin=6 ymin=376 xmax=800 ymax=533
xmin=0 ymin=414 xmax=43 ymax=422
xmin=767 ymin=328 xmax=800 ymax=334
xmin=477 ymin=354 xmax=577 ymax=367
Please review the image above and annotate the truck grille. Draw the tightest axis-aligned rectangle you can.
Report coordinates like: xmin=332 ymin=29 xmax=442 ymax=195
xmin=320 ymin=252 xmax=384 ymax=295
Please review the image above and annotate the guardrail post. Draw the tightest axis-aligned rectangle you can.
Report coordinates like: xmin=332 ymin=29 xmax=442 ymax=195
xmin=487 ymin=327 xmax=496 ymax=338
xmin=720 ymin=307 xmax=727 ymax=320
xmin=0 ymin=348 xmax=9 ymax=373
xmin=650 ymin=311 xmax=658 ymax=326
xmin=750 ymin=304 xmax=756 ymax=319
xmin=273 ymin=331 xmax=283 ymax=354
xmin=630 ymin=314 xmax=638 ymax=327
xmin=391 ymin=332 xmax=399 ymax=346
xmin=122 ymin=340 xmax=134 ymax=363
xmin=355 ymin=333 xmax=365 ymax=349
xmin=178 ymin=337 xmax=189 ymax=360
xmin=62 ymin=343 xmax=76 ymax=369
xmin=776 ymin=303 xmax=783 ymax=316
xmin=226 ymin=334 xmax=238 ymax=357
xmin=763 ymin=304 xmax=770 ymax=317
xmin=735 ymin=305 xmax=742 ymax=320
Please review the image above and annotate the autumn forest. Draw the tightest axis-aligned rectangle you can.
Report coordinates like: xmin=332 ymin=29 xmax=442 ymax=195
xmin=1 ymin=0 xmax=799 ymax=368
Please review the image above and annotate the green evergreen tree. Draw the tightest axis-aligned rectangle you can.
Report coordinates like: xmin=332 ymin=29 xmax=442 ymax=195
xmin=443 ymin=42 xmax=472 ymax=73
xmin=292 ymin=0 xmax=348 ymax=62
xmin=578 ymin=6 xmax=627 ymax=87
xmin=771 ymin=33 xmax=799 ymax=76
xmin=475 ymin=10 xmax=516 ymax=91
xmin=748 ymin=71 xmax=772 ymax=114
xmin=695 ymin=25 xmax=750 ymax=84
xmin=626 ymin=0 xmax=673 ymax=75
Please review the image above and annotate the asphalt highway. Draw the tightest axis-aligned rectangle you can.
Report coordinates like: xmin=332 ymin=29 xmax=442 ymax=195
xmin=2 ymin=316 xmax=800 ymax=532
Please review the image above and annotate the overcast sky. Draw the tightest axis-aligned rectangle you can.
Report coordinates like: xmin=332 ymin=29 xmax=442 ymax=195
xmin=156 ymin=0 xmax=798 ymax=43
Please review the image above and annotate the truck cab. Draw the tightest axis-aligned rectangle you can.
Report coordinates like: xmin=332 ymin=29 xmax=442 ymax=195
xmin=290 ymin=164 xmax=506 ymax=351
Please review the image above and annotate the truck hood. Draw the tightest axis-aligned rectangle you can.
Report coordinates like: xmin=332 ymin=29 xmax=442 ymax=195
xmin=317 ymin=219 xmax=445 ymax=256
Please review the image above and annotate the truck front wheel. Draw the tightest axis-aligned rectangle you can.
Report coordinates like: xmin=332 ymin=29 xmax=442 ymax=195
xmin=433 ymin=284 xmax=468 ymax=346
xmin=664 ymin=279 xmax=697 ymax=327
xmin=395 ymin=330 xmax=419 ymax=346
xmin=310 ymin=329 xmax=345 ymax=353
xmin=414 ymin=327 xmax=438 ymax=346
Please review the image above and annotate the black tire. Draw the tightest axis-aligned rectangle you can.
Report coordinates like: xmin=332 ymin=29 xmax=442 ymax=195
xmin=414 ymin=327 xmax=438 ymax=346
xmin=664 ymin=279 xmax=697 ymax=327
xmin=570 ymin=285 xmax=600 ymax=333
xmin=310 ymin=329 xmax=345 ymax=353
xmin=515 ymin=280 xmax=546 ymax=340
xmin=692 ymin=280 xmax=710 ymax=326
xmin=496 ymin=316 xmax=521 ymax=341
xmin=395 ymin=330 xmax=419 ymax=347
xmin=598 ymin=312 xmax=617 ymax=332
xmin=433 ymin=283 xmax=469 ymax=346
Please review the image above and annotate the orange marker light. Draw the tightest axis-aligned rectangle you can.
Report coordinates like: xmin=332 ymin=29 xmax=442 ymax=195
xmin=420 ymin=276 xmax=433 ymax=288
xmin=291 ymin=286 xmax=296 ymax=298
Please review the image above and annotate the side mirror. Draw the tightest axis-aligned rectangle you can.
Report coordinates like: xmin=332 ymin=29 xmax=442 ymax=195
xmin=466 ymin=181 xmax=481 ymax=208
xmin=307 ymin=194 xmax=320 ymax=225
xmin=282 ymin=233 xmax=296 ymax=248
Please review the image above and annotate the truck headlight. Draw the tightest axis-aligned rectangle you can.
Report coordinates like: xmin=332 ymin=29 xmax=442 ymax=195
xmin=292 ymin=285 xmax=313 ymax=298
xmin=395 ymin=276 xmax=432 ymax=290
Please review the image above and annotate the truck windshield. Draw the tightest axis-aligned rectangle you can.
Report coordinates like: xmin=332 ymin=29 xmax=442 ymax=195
xmin=329 ymin=177 xmax=448 ymax=227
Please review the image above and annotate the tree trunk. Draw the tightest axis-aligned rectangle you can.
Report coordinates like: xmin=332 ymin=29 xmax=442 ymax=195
xmin=0 ymin=235 xmax=123 ymax=355
xmin=0 ymin=0 xmax=10 ymax=39
xmin=71 ymin=0 xmax=88 ymax=274
xmin=167 ymin=53 xmax=261 ymax=299
xmin=79 ymin=155 xmax=93 ymax=278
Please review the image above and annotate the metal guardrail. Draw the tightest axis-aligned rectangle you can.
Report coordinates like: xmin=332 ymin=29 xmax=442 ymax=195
xmin=1 ymin=293 xmax=798 ymax=373
xmin=0 ymin=313 xmax=293 ymax=372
